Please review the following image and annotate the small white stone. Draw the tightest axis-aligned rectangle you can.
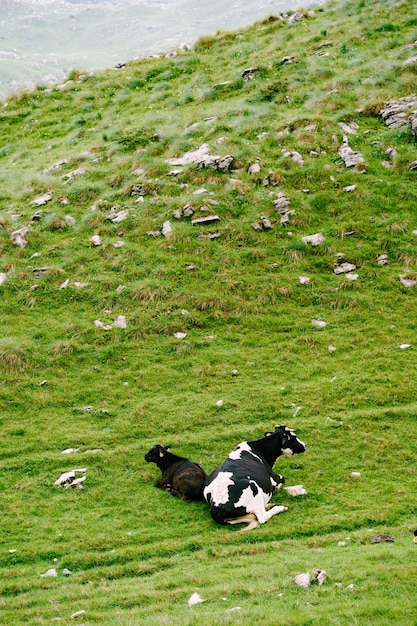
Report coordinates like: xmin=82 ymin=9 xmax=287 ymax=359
xmin=62 ymin=568 xmax=72 ymax=576
xmin=399 ymin=344 xmax=411 ymax=349
xmin=41 ymin=568 xmax=58 ymax=578
xmin=294 ymin=573 xmax=311 ymax=588
xmin=113 ymin=241 xmax=125 ymax=248
xmin=94 ymin=320 xmax=112 ymax=330
xmin=350 ymin=471 xmax=361 ymax=477
xmin=299 ymin=276 xmax=310 ymax=285
xmin=0 ymin=273 xmax=7 ymax=286
xmin=302 ymin=233 xmax=325 ymax=246
xmin=338 ymin=541 xmax=347 ymax=547
xmin=91 ymin=235 xmax=102 ymax=246
xmin=61 ymin=448 xmax=79 ymax=454
xmin=215 ymin=400 xmax=224 ymax=407
xmin=328 ymin=345 xmax=336 ymax=352
xmin=284 ymin=485 xmax=307 ymax=496
xmin=343 ymin=184 xmax=356 ymax=192
xmin=188 ymin=592 xmax=204 ymax=606
xmin=9 ymin=549 xmax=17 ymax=553
xmin=345 ymin=273 xmax=358 ymax=281
xmin=174 ymin=332 xmax=187 ymax=339
xmin=312 ymin=319 xmax=327 ymax=328
xmin=71 ymin=609 xmax=86 ymax=618
xmin=113 ymin=315 xmax=127 ymax=329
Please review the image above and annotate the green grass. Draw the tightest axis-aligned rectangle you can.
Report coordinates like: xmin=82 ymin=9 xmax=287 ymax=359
xmin=1 ymin=0 xmax=417 ymax=623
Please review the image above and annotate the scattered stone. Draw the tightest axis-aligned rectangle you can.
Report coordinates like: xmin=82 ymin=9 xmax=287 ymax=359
xmin=59 ymin=279 xmax=69 ymax=289
xmin=62 ymin=568 xmax=72 ymax=576
xmin=191 ymin=215 xmax=220 ymax=226
xmin=294 ymin=573 xmax=311 ymax=588
xmin=71 ymin=609 xmax=86 ymax=619
xmin=31 ymin=209 xmax=43 ymax=221
xmin=338 ymin=136 xmax=365 ymax=168
xmin=107 ymin=208 xmax=129 ymax=224
xmin=62 ymin=448 xmax=79 ymax=454
xmin=41 ymin=568 xmax=58 ymax=578
xmin=193 ymin=187 xmax=208 ymax=195
xmin=146 ymin=230 xmax=161 ymax=237
xmin=196 ymin=230 xmax=220 ymax=239
xmin=376 ymin=254 xmax=389 ymax=265
xmin=0 ymin=273 xmax=7 ymax=286
xmin=338 ymin=121 xmax=358 ymax=135
xmin=311 ymin=319 xmax=327 ymax=328
xmin=129 ymin=183 xmax=146 ymax=197
xmin=30 ymin=191 xmax=53 ymax=207
xmin=314 ymin=569 xmax=328 ymax=586
xmin=113 ymin=315 xmax=127 ymax=329
xmin=54 ymin=469 xmax=87 ymax=489
xmin=90 ymin=235 xmax=102 ymax=246
xmin=188 ymin=592 xmax=204 ymax=606
xmin=334 ymin=262 xmax=357 ymax=274
xmin=328 ymin=345 xmax=337 ymax=352
xmin=248 ymin=162 xmax=261 ymax=175
xmin=408 ymin=160 xmax=417 ymax=170
xmin=65 ymin=215 xmax=76 ymax=226
xmin=9 ymin=549 xmax=17 ymax=553
xmin=288 ymin=11 xmax=304 ymax=23
xmin=343 ymin=184 xmax=356 ymax=192
xmin=162 ymin=220 xmax=173 ymax=238
xmin=274 ymin=192 xmax=291 ymax=213
xmin=174 ymin=332 xmax=187 ymax=339
xmin=42 ymin=159 xmax=69 ymax=174
xmin=399 ymin=275 xmax=417 ymax=288
xmin=345 ymin=273 xmax=358 ymax=281
xmin=61 ymin=167 xmax=86 ymax=183
xmin=371 ymin=534 xmax=395 ymax=543
xmin=399 ymin=344 xmax=411 ymax=349
xmin=241 ymin=67 xmax=259 ymax=80
xmin=299 ymin=276 xmax=310 ymax=285
xmin=94 ymin=320 xmax=112 ymax=330
xmin=380 ymin=95 xmax=417 ymax=135
xmin=385 ymin=147 xmax=397 ymax=158
xmin=11 ymin=227 xmax=30 ymax=248
xmin=302 ymin=233 xmax=325 ymax=246
xmin=73 ymin=282 xmax=88 ymax=289
xmin=350 ymin=471 xmax=361 ymax=477
xmin=291 ymin=151 xmax=304 ymax=165
xmin=166 ymin=144 xmax=209 ymax=166
xmin=113 ymin=241 xmax=125 ymax=248
xmin=39 ymin=379 xmax=48 ymax=386
xmin=285 ymin=485 xmax=307 ymax=496
xmin=338 ymin=541 xmax=347 ymax=547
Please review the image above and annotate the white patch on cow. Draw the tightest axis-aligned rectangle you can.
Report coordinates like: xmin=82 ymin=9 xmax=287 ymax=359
xmin=232 ymin=481 xmax=287 ymax=525
xmin=229 ymin=441 xmax=263 ymax=464
xmin=281 ymin=448 xmax=294 ymax=455
xmin=204 ymin=471 xmax=234 ymax=506
xmin=270 ymin=476 xmax=283 ymax=490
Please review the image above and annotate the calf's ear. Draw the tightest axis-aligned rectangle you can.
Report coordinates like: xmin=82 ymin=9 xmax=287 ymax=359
xmin=164 ymin=445 xmax=171 ymax=451
xmin=264 ymin=431 xmax=273 ymax=437
xmin=159 ymin=450 xmax=165 ymax=458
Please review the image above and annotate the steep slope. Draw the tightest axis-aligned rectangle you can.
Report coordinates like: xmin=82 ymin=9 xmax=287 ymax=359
xmin=0 ymin=1 xmax=417 ymax=624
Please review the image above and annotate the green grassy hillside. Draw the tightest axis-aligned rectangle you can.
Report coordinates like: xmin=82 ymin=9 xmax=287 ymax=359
xmin=1 ymin=0 xmax=417 ymax=623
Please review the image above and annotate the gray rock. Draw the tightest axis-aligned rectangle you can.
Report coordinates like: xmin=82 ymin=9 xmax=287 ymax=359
xmin=191 ymin=215 xmax=220 ymax=225
xmin=338 ymin=137 xmax=365 ymax=168
xmin=30 ymin=191 xmax=52 ymax=207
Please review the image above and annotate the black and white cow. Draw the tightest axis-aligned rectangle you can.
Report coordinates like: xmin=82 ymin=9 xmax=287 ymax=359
xmin=145 ymin=444 xmax=207 ymax=501
xmin=203 ymin=425 xmax=306 ymax=530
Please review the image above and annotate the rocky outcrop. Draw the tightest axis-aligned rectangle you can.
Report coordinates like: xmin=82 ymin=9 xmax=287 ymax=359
xmin=380 ymin=95 xmax=417 ymax=137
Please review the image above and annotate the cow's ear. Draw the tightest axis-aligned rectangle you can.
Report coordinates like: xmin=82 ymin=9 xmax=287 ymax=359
xmin=159 ymin=450 xmax=165 ymax=458
xmin=164 ymin=445 xmax=171 ymax=451
xmin=264 ymin=431 xmax=273 ymax=437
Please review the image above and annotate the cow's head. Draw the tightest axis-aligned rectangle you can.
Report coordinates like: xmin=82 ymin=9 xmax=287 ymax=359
xmin=145 ymin=444 xmax=171 ymax=463
xmin=265 ymin=425 xmax=306 ymax=455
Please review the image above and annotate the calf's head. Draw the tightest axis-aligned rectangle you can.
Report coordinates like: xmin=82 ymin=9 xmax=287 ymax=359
xmin=144 ymin=444 xmax=171 ymax=463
